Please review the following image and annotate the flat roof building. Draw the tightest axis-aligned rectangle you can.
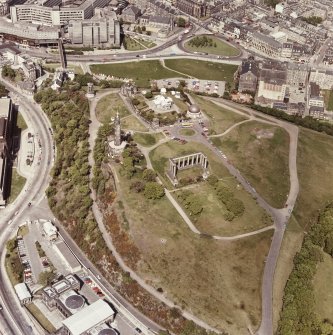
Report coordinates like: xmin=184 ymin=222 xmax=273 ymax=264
xmin=53 ymin=241 xmax=81 ymax=273
xmin=14 ymin=283 xmax=32 ymax=305
xmin=62 ymin=299 xmax=115 ymax=335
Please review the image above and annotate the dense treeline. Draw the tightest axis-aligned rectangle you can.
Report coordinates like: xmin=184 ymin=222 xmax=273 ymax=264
xmin=92 ymin=123 xmax=112 ymax=196
xmin=278 ymin=203 xmax=333 ymax=335
xmin=251 ymin=104 xmax=333 ymax=136
xmin=189 ymin=36 xmax=217 ymax=48
xmin=301 ymin=16 xmax=323 ymax=26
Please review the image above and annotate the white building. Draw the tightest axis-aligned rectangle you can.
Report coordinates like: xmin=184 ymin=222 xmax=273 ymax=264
xmin=10 ymin=0 xmax=110 ymax=26
xmin=153 ymin=95 xmax=173 ymax=110
xmin=53 ymin=241 xmax=81 ymax=273
xmin=62 ymin=299 xmax=115 ymax=335
xmin=42 ymin=220 xmax=58 ymax=241
xmin=14 ymin=283 xmax=32 ymax=305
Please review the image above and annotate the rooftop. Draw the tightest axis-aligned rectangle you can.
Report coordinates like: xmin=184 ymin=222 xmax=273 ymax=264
xmin=62 ymin=300 xmax=115 ymax=335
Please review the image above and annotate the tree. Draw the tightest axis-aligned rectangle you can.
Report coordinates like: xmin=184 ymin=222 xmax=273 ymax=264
xmin=141 ymin=26 xmax=146 ymax=32
xmin=6 ymin=238 xmax=16 ymax=253
xmin=2 ymin=65 xmax=16 ymax=80
xmin=144 ymin=182 xmax=164 ymax=199
xmin=145 ymin=91 xmax=153 ymax=99
xmin=132 ymin=98 xmax=140 ymax=106
xmin=123 ymin=156 xmax=136 ymax=178
xmin=177 ymin=17 xmax=186 ymax=27
xmin=0 ymin=83 xmax=8 ymax=98
xmin=39 ymin=271 xmax=56 ymax=286
xmin=142 ymin=169 xmax=156 ymax=182
xmin=188 ymin=196 xmax=203 ymax=215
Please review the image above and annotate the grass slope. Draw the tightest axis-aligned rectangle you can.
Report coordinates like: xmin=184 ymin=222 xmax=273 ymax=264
xmin=91 ymin=60 xmax=180 ymax=87
xmin=192 ymin=95 xmax=248 ymax=134
xmin=212 ymin=121 xmax=290 ymax=208
xmin=114 ymin=164 xmax=272 ymax=333
xmin=165 ymin=59 xmax=237 ymax=85
xmin=133 ymin=132 xmax=164 ymax=147
xmin=273 ymin=129 xmax=333 ymax=331
xmin=121 ymin=115 xmax=148 ymax=132
xmin=95 ymin=93 xmax=130 ymax=123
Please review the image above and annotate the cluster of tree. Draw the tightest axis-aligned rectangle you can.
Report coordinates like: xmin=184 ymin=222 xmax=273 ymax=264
xmin=250 ymin=104 xmax=333 ymax=137
xmin=129 ymin=169 xmax=164 ymax=199
xmin=121 ymin=144 xmax=145 ymax=178
xmin=34 ymin=86 xmax=92 ymax=222
xmin=278 ymin=203 xmax=333 ymax=335
xmin=0 ymin=83 xmax=8 ymax=98
xmin=301 ymin=16 xmax=323 ymax=26
xmin=188 ymin=36 xmax=217 ymax=48
xmin=75 ymin=73 xmax=96 ymax=87
xmin=99 ymin=80 xmax=123 ymax=89
xmin=39 ymin=271 xmax=57 ymax=286
xmin=92 ymin=123 xmax=113 ymax=196
xmin=178 ymin=175 xmax=203 ymax=187
xmin=207 ymin=175 xmax=245 ymax=221
xmin=177 ymin=190 xmax=203 ymax=216
xmin=2 ymin=65 xmax=16 ymax=80
xmin=177 ymin=17 xmax=186 ymax=28
xmin=132 ymin=26 xmax=151 ymax=36
xmin=6 ymin=238 xmax=24 ymax=283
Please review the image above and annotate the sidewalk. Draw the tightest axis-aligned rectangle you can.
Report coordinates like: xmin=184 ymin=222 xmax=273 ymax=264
xmin=17 ymin=129 xmax=36 ymax=180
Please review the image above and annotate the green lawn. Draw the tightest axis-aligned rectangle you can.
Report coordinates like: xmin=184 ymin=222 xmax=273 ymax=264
xmin=293 ymin=129 xmax=333 ymax=229
xmin=165 ymin=59 xmax=238 ymax=85
xmin=150 ymin=140 xmax=230 ymax=187
xmin=114 ymin=163 xmax=272 ymax=333
xmin=121 ymin=115 xmax=148 ymax=132
xmin=322 ymin=89 xmax=333 ymax=111
xmin=91 ymin=60 xmax=180 ymax=87
xmin=191 ymin=95 xmax=248 ymax=134
xmin=212 ymin=121 xmax=290 ymax=208
xmin=184 ymin=35 xmax=240 ymax=56
xmin=179 ymin=128 xmax=196 ymax=136
xmin=7 ymin=169 xmax=26 ymax=204
xmin=26 ymin=303 xmax=56 ymax=333
xmin=124 ymin=36 xmax=156 ymax=51
xmin=133 ymin=132 xmax=164 ymax=147
xmin=95 ymin=93 xmax=130 ymax=123
xmin=43 ymin=63 xmax=83 ymax=74
xmin=17 ymin=112 xmax=27 ymax=130
xmin=175 ymin=181 xmax=272 ymax=236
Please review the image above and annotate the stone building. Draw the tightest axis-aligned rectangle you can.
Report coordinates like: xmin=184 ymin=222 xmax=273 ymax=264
xmin=121 ymin=5 xmax=141 ymax=23
xmin=238 ymin=57 xmax=259 ymax=93
xmin=175 ymin=0 xmax=209 ymax=18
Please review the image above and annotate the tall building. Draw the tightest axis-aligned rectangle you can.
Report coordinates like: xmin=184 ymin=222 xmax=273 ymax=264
xmin=175 ymin=0 xmax=209 ymax=18
xmin=68 ymin=17 xmax=120 ymax=47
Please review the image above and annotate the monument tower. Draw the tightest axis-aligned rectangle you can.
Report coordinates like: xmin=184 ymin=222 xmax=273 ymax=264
xmin=114 ymin=111 xmax=121 ymax=146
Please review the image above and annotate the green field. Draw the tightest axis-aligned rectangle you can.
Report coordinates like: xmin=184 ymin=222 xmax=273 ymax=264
xmin=175 ymin=181 xmax=272 ymax=236
xmin=124 ymin=36 xmax=156 ymax=51
xmin=43 ymin=63 xmax=83 ymax=74
xmin=184 ymin=35 xmax=240 ymax=56
xmin=322 ymin=89 xmax=333 ymax=111
xmin=17 ymin=112 xmax=27 ymax=130
xmin=212 ymin=121 xmax=290 ymax=208
xmin=294 ymin=129 xmax=333 ymax=229
xmin=121 ymin=115 xmax=148 ymax=132
xmin=91 ymin=61 xmax=180 ymax=87
xmin=165 ymin=59 xmax=238 ymax=85
xmin=133 ymin=132 xmax=164 ymax=147
xmin=114 ymin=164 xmax=272 ymax=333
xmin=150 ymin=140 xmax=230 ymax=187
xmin=191 ymin=95 xmax=248 ymax=134
xmin=179 ymin=128 xmax=196 ymax=136
xmin=95 ymin=93 xmax=130 ymax=123
xmin=7 ymin=169 xmax=26 ymax=204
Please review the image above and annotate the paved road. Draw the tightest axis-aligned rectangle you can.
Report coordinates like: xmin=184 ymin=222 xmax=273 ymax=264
xmin=0 ymin=77 xmax=54 ymax=335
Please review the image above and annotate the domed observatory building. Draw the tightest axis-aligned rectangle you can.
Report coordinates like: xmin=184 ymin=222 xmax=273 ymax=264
xmin=187 ymin=104 xmax=202 ymax=119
